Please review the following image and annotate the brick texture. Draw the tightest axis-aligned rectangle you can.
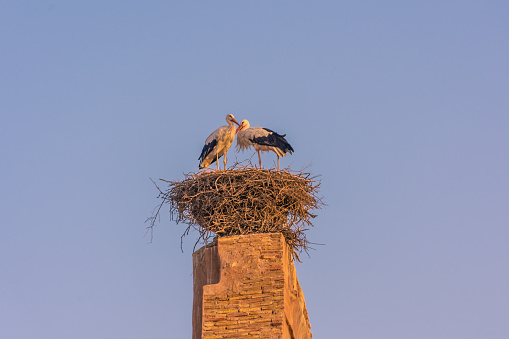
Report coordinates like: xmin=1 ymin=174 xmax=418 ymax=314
xmin=192 ymin=233 xmax=312 ymax=339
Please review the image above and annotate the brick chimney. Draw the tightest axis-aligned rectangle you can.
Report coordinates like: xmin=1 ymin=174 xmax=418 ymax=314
xmin=192 ymin=233 xmax=312 ymax=338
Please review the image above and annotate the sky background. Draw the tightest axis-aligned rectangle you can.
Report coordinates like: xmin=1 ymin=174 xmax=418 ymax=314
xmin=1 ymin=1 xmax=509 ymax=338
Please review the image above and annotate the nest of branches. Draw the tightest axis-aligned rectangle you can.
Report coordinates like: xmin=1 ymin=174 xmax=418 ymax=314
xmin=148 ymin=164 xmax=322 ymax=260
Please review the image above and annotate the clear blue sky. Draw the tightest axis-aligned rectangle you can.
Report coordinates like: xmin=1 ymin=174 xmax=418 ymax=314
xmin=1 ymin=1 xmax=508 ymax=338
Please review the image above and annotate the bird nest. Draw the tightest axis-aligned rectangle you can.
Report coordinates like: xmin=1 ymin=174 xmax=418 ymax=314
xmin=147 ymin=164 xmax=323 ymax=261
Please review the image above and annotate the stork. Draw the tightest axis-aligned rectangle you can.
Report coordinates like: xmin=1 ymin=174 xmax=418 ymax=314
xmin=236 ymin=120 xmax=294 ymax=170
xmin=198 ymin=114 xmax=240 ymax=170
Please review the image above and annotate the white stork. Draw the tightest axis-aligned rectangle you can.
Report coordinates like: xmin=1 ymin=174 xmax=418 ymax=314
xmin=236 ymin=120 xmax=294 ymax=170
xmin=198 ymin=114 xmax=240 ymax=170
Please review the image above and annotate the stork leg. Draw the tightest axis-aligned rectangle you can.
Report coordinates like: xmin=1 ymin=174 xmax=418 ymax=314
xmin=223 ymin=153 xmax=227 ymax=170
xmin=257 ymin=150 xmax=262 ymax=169
xmin=277 ymin=156 xmax=280 ymax=170
xmin=216 ymin=152 xmax=219 ymax=170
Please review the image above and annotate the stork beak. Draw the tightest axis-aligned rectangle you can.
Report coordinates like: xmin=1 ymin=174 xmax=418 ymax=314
xmin=233 ymin=118 xmax=240 ymax=127
xmin=235 ymin=124 xmax=242 ymax=134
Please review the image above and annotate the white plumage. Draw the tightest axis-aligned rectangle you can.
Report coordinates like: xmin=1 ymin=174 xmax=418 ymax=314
xmin=198 ymin=114 xmax=240 ymax=169
xmin=236 ymin=120 xmax=294 ymax=169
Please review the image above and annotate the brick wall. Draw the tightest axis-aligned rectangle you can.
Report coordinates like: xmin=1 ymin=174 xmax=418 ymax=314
xmin=192 ymin=233 xmax=312 ymax=339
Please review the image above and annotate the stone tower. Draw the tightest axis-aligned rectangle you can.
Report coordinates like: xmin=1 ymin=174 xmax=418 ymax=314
xmin=192 ymin=233 xmax=312 ymax=338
